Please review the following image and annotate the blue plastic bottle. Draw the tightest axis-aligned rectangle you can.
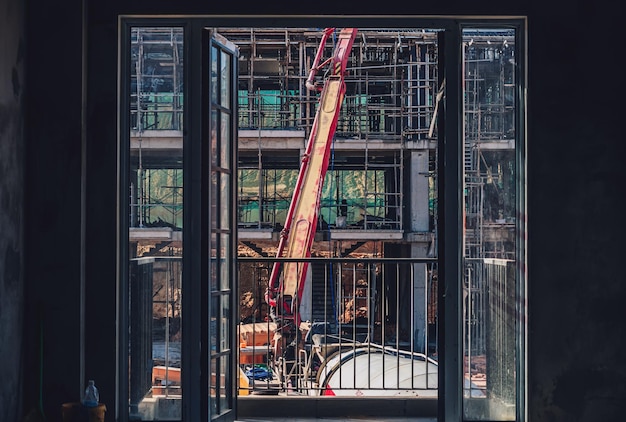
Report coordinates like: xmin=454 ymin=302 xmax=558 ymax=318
xmin=82 ymin=380 xmax=99 ymax=407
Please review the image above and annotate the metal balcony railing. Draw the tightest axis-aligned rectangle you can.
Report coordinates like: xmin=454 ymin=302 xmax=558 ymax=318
xmin=236 ymin=256 xmax=439 ymax=397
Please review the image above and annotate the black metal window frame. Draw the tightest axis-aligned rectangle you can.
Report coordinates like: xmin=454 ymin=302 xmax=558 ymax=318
xmin=117 ymin=15 xmax=527 ymax=422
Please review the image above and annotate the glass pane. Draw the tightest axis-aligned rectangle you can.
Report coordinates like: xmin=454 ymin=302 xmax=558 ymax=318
xmin=220 ymin=50 xmax=231 ymax=107
xmin=211 ymin=109 xmax=218 ymax=166
xmin=128 ymin=26 xmax=184 ymax=421
xmin=221 ymin=295 xmax=230 ymax=351
xmin=220 ymin=172 xmax=230 ymax=229
xmin=462 ymin=27 xmax=517 ymax=420
xmin=210 ymin=357 xmax=218 ymax=415
xmin=220 ymin=112 xmax=230 ymax=170
xmin=211 ymin=46 xmax=218 ymax=104
xmin=210 ymin=170 xmax=218 ymax=229
xmin=220 ymin=233 xmax=230 ymax=291
xmin=211 ymin=232 xmax=218 ymax=291
xmin=211 ymin=295 xmax=219 ymax=352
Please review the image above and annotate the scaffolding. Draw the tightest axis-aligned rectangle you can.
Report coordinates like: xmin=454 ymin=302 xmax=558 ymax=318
xmin=461 ymin=30 xmax=517 ymax=405
xmin=221 ymin=28 xmax=439 ymax=139
xmin=131 ymin=27 xmax=184 ymax=132
xmin=127 ymin=26 xmax=517 ymax=252
xmin=125 ymin=26 xmax=520 ymax=408
xmin=130 ymin=28 xmax=184 ymax=234
xmin=463 ymin=30 xmax=516 ymax=260
xmin=222 ymin=28 xmax=440 ymax=233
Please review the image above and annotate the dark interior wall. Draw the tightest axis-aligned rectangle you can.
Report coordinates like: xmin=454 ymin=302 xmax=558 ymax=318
xmin=22 ymin=0 xmax=83 ymax=420
xmin=18 ymin=1 xmax=626 ymax=422
xmin=0 ymin=0 xmax=24 ymax=421
xmin=525 ymin=7 xmax=626 ymax=420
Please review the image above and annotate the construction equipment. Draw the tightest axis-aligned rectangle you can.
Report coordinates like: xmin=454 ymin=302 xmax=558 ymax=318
xmin=265 ymin=27 xmax=358 ymax=336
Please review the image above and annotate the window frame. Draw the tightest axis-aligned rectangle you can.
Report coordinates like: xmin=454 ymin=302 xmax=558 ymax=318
xmin=117 ymin=15 xmax=527 ymax=422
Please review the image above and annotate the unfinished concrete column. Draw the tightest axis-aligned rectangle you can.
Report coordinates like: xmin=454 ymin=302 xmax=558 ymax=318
xmin=409 ymin=149 xmax=431 ymax=353
xmin=410 ymin=150 xmax=430 ymax=231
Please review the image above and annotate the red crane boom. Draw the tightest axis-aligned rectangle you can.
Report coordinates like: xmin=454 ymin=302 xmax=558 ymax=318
xmin=265 ymin=27 xmax=358 ymax=332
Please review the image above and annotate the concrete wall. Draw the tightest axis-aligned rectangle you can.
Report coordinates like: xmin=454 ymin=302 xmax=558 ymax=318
xmin=0 ymin=0 xmax=24 ymax=421
xmin=15 ymin=1 xmax=626 ymax=422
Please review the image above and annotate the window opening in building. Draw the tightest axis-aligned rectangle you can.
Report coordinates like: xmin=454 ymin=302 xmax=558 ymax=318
xmin=122 ymin=21 xmax=525 ymax=422
xmin=233 ymin=27 xmax=440 ymax=401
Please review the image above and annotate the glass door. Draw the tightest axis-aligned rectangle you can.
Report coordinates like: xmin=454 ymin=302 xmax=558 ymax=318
xmin=121 ymin=21 xmax=239 ymax=422
xmin=202 ymin=28 xmax=239 ymax=421
xmin=119 ymin=17 xmax=525 ymax=422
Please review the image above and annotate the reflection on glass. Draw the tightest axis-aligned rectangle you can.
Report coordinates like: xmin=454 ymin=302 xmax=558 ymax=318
xmin=210 ymin=357 xmax=218 ymax=415
xmin=211 ymin=171 xmax=218 ymax=228
xmin=220 ymin=112 xmax=230 ymax=170
xmin=220 ymin=173 xmax=230 ymax=229
xmin=462 ymin=27 xmax=517 ymax=421
xmin=129 ymin=26 xmax=184 ymax=421
xmin=211 ymin=295 xmax=219 ymax=352
xmin=211 ymin=232 xmax=218 ymax=291
xmin=211 ymin=46 xmax=218 ymax=104
xmin=220 ymin=234 xmax=230 ymax=291
xmin=221 ymin=50 xmax=231 ymax=107
xmin=211 ymin=109 xmax=218 ymax=165
xmin=221 ymin=295 xmax=230 ymax=351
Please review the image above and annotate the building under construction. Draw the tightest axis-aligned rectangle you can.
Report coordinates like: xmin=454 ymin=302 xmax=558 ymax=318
xmin=127 ymin=26 xmax=516 ymax=413
xmin=130 ymin=26 xmax=514 ymax=247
